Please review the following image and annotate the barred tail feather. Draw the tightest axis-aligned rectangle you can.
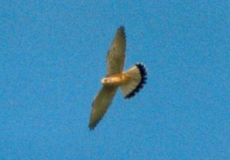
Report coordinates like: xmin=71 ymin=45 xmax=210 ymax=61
xmin=120 ymin=63 xmax=147 ymax=99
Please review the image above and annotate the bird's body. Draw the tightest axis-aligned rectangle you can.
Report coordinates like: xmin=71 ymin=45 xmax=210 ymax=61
xmin=89 ymin=26 xmax=147 ymax=130
xmin=101 ymin=73 xmax=131 ymax=86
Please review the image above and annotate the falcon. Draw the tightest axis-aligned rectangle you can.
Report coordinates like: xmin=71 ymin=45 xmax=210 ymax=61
xmin=89 ymin=26 xmax=147 ymax=130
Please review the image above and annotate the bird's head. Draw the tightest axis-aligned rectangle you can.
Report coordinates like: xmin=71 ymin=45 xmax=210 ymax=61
xmin=101 ymin=77 xmax=111 ymax=85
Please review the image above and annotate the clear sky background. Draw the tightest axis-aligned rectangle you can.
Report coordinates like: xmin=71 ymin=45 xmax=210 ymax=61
xmin=1 ymin=0 xmax=230 ymax=160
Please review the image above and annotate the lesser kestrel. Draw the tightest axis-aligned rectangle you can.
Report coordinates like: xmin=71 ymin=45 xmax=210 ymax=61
xmin=89 ymin=26 xmax=147 ymax=130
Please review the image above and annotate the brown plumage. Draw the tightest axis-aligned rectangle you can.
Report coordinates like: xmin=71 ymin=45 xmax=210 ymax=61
xmin=89 ymin=26 xmax=147 ymax=130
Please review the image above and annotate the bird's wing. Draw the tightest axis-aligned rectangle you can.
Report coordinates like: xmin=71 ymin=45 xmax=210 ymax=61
xmin=89 ymin=86 xmax=118 ymax=130
xmin=107 ymin=26 xmax=126 ymax=76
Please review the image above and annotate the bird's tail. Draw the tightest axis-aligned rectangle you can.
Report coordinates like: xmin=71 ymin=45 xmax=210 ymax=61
xmin=120 ymin=63 xmax=147 ymax=98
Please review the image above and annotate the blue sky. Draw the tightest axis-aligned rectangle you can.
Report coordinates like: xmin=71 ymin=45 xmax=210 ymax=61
xmin=1 ymin=0 xmax=230 ymax=159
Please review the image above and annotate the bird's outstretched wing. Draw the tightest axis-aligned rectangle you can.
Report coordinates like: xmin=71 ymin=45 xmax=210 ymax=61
xmin=107 ymin=26 xmax=126 ymax=76
xmin=89 ymin=86 xmax=118 ymax=130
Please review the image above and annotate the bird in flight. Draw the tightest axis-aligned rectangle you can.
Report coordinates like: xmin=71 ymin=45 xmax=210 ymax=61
xmin=89 ymin=26 xmax=147 ymax=130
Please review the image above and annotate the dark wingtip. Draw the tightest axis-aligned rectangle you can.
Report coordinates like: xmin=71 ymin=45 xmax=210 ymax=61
xmin=89 ymin=125 xmax=95 ymax=131
xmin=118 ymin=25 xmax=125 ymax=31
xmin=88 ymin=117 xmax=101 ymax=131
xmin=125 ymin=63 xmax=147 ymax=99
xmin=89 ymin=121 xmax=99 ymax=131
xmin=117 ymin=26 xmax=125 ymax=37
